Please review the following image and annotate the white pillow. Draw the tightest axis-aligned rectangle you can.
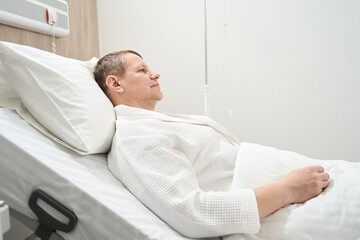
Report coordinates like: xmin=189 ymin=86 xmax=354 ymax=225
xmin=0 ymin=41 xmax=115 ymax=154
xmin=225 ymin=143 xmax=360 ymax=240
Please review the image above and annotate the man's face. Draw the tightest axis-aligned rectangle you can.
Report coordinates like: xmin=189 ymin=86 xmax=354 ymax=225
xmin=119 ymin=53 xmax=163 ymax=109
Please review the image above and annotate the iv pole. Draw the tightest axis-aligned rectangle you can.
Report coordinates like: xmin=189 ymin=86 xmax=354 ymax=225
xmin=203 ymin=0 xmax=209 ymax=117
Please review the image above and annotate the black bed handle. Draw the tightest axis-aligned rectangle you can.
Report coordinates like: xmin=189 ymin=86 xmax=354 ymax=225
xmin=28 ymin=189 xmax=78 ymax=240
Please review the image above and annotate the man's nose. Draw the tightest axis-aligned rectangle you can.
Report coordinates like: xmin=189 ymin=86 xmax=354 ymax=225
xmin=150 ymin=71 xmax=160 ymax=80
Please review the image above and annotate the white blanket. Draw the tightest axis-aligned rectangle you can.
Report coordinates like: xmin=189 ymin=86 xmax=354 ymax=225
xmin=225 ymin=143 xmax=360 ymax=240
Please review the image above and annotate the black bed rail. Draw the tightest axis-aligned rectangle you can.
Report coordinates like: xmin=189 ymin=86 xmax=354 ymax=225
xmin=26 ymin=189 xmax=78 ymax=240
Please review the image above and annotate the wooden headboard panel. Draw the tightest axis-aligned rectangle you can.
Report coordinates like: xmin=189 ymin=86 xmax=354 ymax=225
xmin=0 ymin=0 xmax=99 ymax=60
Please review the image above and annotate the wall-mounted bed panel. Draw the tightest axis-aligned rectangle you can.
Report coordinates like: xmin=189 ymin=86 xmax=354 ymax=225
xmin=0 ymin=0 xmax=69 ymax=37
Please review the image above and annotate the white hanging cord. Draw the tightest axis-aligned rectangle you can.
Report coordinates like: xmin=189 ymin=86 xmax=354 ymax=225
xmin=203 ymin=0 xmax=209 ymax=117
xmin=47 ymin=8 xmax=57 ymax=53
xmin=51 ymin=24 xmax=56 ymax=53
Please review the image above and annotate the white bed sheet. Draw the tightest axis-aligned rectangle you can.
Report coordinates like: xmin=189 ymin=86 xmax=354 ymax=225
xmin=0 ymin=108 xmax=218 ymax=240
xmin=225 ymin=143 xmax=360 ymax=240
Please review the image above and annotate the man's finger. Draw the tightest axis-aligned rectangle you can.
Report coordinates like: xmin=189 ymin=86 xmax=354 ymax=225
xmin=321 ymin=179 xmax=329 ymax=189
xmin=314 ymin=166 xmax=325 ymax=173
xmin=321 ymin=172 xmax=330 ymax=181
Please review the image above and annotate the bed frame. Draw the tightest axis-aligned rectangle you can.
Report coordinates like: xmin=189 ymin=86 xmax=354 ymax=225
xmin=12 ymin=209 xmax=63 ymax=240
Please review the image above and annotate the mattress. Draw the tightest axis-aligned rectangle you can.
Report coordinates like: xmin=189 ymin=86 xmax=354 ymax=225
xmin=0 ymin=108 xmax=218 ymax=240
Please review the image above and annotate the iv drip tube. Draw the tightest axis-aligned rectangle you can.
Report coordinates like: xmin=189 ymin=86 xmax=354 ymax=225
xmin=203 ymin=0 xmax=209 ymax=116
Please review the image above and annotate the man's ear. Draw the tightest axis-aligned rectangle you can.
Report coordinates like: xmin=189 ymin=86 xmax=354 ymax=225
xmin=106 ymin=75 xmax=124 ymax=94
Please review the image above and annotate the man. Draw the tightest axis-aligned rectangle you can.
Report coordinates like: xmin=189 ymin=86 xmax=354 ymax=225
xmin=94 ymin=50 xmax=330 ymax=238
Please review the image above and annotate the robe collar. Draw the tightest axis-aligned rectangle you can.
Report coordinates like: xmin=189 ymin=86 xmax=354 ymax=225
xmin=114 ymin=105 xmax=240 ymax=146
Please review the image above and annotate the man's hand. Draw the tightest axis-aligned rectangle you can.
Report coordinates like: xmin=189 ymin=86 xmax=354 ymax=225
xmin=254 ymin=165 xmax=330 ymax=219
xmin=280 ymin=166 xmax=330 ymax=204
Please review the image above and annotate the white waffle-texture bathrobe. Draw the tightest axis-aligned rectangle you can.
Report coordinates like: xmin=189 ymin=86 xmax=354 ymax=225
xmin=108 ymin=105 xmax=260 ymax=238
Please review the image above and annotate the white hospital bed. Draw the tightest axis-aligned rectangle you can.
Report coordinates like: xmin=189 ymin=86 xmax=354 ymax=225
xmin=0 ymin=40 xmax=358 ymax=240
xmin=0 ymin=108 xmax=219 ymax=240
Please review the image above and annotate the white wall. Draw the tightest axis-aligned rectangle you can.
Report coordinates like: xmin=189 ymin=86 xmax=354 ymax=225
xmin=97 ymin=0 xmax=360 ymax=161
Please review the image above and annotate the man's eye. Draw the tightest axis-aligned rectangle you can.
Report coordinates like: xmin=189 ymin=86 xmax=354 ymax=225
xmin=138 ymin=69 xmax=146 ymax=73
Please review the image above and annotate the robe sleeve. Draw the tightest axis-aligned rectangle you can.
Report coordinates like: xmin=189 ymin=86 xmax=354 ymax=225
xmin=108 ymin=124 xmax=260 ymax=238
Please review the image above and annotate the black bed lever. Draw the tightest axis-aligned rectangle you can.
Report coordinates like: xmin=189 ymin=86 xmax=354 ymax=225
xmin=27 ymin=189 xmax=78 ymax=240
